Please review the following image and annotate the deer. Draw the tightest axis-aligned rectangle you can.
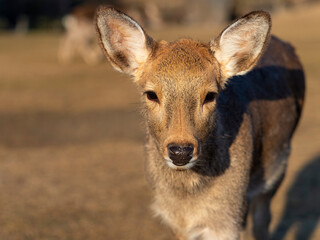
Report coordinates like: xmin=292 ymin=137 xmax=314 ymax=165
xmin=58 ymin=4 xmax=102 ymax=65
xmin=95 ymin=6 xmax=305 ymax=240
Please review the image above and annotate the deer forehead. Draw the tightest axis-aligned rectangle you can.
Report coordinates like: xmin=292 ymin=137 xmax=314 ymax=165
xmin=137 ymin=39 xmax=220 ymax=91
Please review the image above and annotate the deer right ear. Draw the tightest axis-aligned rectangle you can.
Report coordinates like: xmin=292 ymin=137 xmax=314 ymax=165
xmin=95 ymin=6 xmax=154 ymax=76
xmin=211 ymin=11 xmax=271 ymax=83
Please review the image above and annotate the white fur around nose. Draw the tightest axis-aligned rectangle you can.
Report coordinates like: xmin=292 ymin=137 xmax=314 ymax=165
xmin=188 ymin=227 xmax=239 ymax=240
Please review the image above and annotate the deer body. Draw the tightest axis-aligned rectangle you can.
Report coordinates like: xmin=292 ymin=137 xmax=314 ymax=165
xmin=145 ymin=36 xmax=304 ymax=240
xmin=96 ymin=8 xmax=304 ymax=240
xmin=58 ymin=4 xmax=102 ymax=65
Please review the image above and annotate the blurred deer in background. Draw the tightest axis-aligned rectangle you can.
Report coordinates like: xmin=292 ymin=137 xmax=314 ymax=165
xmin=58 ymin=2 xmax=162 ymax=65
xmin=58 ymin=4 xmax=102 ymax=65
xmin=96 ymin=7 xmax=305 ymax=240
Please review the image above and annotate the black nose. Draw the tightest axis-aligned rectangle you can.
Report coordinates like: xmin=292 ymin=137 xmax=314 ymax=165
xmin=168 ymin=144 xmax=194 ymax=166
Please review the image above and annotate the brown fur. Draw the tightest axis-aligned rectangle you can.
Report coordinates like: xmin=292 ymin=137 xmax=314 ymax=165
xmin=96 ymin=7 xmax=305 ymax=240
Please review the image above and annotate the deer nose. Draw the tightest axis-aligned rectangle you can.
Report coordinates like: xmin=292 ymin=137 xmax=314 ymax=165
xmin=168 ymin=144 xmax=194 ymax=166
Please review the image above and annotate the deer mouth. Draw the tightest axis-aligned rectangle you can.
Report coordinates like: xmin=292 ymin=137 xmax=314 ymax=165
xmin=164 ymin=157 xmax=198 ymax=170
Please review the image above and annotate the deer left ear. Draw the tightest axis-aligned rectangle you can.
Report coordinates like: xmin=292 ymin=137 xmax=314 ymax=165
xmin=211 ymin=11 xmax=271 ymax=83
xmin=95 ymin=6 xmax=154 ymax=76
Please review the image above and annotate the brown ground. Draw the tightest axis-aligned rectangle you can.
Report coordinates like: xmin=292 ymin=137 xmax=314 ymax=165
xmin=0 ymin=3 xmax=319 ymax=240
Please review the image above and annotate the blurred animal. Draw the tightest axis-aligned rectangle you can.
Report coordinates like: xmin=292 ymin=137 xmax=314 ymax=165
xmin=58 ymin=4 xmax=102 ymax=65
xmin=96 ymin=7 xmax=305 ymax=240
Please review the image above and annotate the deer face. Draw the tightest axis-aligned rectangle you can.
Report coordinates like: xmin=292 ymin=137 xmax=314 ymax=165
xmin=137 ymin=40 xmax=221 ymax=169
xmin=96 ymin=7 xmax=271 ymax=169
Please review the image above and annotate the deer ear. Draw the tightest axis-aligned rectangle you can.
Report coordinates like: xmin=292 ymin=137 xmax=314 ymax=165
xmin=95 ymin=6 xmax=154 ymax=76
xmin=211 ymin=11 xmax=271 ymax=82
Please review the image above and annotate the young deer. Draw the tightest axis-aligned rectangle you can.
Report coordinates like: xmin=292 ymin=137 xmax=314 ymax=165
xmin=96 ymin=7 xmax=305 ymax=240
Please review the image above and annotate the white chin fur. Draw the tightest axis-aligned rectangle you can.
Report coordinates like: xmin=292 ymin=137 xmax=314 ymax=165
xmin=165 ymin=158 xmax=197 ymax=170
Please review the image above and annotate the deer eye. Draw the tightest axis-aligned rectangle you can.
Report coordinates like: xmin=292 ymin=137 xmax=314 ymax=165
xmin=203 ymin=92 xmax=216 ymax=104
xmin=145 ymin=91 xmax=159 ymax=103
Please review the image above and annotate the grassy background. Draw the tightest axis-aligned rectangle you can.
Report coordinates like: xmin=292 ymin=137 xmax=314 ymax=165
xmin=0 ymin=3 xmax=319 ymax=240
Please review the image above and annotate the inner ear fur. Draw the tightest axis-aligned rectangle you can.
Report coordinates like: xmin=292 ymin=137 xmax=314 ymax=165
xmin=95 ymin=6 xmax=154 ymax=76
xmin=211 ymin=11 xmax=271 ymax=83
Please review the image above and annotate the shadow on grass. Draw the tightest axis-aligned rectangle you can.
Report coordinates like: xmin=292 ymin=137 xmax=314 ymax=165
xmin=272 ymin=155 xmax=320 ymax=240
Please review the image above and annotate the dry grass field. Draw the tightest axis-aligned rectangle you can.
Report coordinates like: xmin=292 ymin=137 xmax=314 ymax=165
xmin=0 ymin=3 xmax=319 ymax=240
